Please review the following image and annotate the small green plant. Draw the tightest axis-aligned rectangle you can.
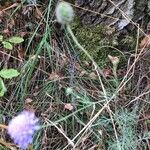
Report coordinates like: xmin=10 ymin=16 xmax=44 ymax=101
xmin=0 ymin=69 xmax=20 ymax=97
xmin=0 ymin=35 xmax=24 ymax=50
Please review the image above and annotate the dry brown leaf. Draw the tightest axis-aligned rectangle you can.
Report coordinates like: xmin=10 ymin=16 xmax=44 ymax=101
xmin=103 ymin=68 xmax=112 ymax=78
xmin=75 ymin=63 xmax=82 ymax=71
xmin=48 ymin=72 xmax=60 ymax=80
xmin=8 ymin=18 xmax=15 ymax=29
xmin=79 ymin=70 xmax=87 ymax=77
xmin=3 ymin=29 xmax=9 ymax=34
xmin=89 ymin=72 xmax=97 ymax=79
xmin=64 ymin=103 xmax=74 ymax=111
xmin=17 ymin=48 xmax=25 ymax=60
xmin=20 ymin=32 xmax=27 ymax=37
xmin=35 ymin=7 xmax=43 ymax=19
xmin=139 ymin=35 xmax=150 ymax=48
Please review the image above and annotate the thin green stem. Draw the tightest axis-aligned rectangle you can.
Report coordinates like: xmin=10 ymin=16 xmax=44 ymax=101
xmin=66 ymin=24 xmax=107 ymax=99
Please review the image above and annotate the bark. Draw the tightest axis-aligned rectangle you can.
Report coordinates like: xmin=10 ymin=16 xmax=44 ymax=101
xmin=75 ymin=0 xmax=150 ymax=31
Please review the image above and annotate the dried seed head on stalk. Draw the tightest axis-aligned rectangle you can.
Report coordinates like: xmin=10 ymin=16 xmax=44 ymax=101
xmin=56 ymin=1 xmax=74 ymax=24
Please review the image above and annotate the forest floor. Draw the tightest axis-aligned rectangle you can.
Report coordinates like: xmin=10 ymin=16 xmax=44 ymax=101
xmin=0 ymin=0 xmax=150 ymax=150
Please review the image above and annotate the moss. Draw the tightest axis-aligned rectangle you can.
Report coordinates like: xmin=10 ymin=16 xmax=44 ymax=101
xmin=119 ymin=35 xmax=136 ymax=50
xmin=71 ymin=18 xmax=121 ymax=67
xmin=70 ymin=17 xmax=137 ymax=67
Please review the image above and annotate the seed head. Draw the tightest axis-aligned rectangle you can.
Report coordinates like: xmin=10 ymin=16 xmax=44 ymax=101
xmin=56 ymin=1 xmax=74 ymax=24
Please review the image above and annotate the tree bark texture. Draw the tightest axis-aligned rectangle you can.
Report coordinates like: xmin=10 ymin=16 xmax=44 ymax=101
xmin=75 ymin=0 xmax=150 ymax=31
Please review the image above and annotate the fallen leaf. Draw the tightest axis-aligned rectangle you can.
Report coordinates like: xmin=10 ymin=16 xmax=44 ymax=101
xmin=75 ymin=63 xmax=82 ymax=71
xmin=64 ymin=103 xmax=74 ymax=111
xmin=3 ymin=29 xmax=9 ymax=34
xmin=17 ymin=49 xmax=25 ymax=60
xmin=140 ymin=35 xmax=150 ymax=48
xmin=89 ymin=72 xmax=97 ymax=79
xmin=25 ymin=98 xmax=33 ymax=104
xmin=79 ymin=70 xmax=87 ymax=77
xmin=35 ymin=7 xmax=43 ymax=19
xmin=103 ymin=68 xmax=112 ymax=78
xmin=8 ymin=18 xmax=15 ymax=29
xmin=48 ymin=72 xmax=60 ymax=80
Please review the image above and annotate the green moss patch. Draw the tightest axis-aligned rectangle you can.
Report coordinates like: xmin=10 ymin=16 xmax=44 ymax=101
xmin=71 ymin=18 xmax=120 ymax=66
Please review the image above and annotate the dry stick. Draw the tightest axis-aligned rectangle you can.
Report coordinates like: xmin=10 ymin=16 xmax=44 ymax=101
xmin=128 ymin=24 xmax=140 ymax=79
xmin=116 ymin=37 xmax=150 ymax=95
xmin=71 ymin=100 xmax=110 ymax=147
xmin=71 ymin=106 xmax=97 ymax=149
xmin=46 ymin=120 xmax=75 ymax=147
xmin=70 ymin=3 xmax=119 ymax=21
xmin=0 ymin=139 xmax=16 ymax=150
xmin=62 ymin=106 xmax=98 ymax=150
xmin=0 ymin=50 xmax=22 ymax=62
xmin=0 ymin=124 xmax=7 ymax=129
xmin=107 ymin=106 xmax=121 ymax=149
xmin=89 ymin=104 xmax=96 ymax=120
xmin=0 ymin=50 xmax=49 ymax=75
xmin=73 ymin=105 xmax=121 ymax=149
xmin=1 ymin=3 xmax=19 ymax=12
xmin=106 ymin=0 xmax=150 ymax=95
xmin=126 ymin=89 xmax=150 ymax=106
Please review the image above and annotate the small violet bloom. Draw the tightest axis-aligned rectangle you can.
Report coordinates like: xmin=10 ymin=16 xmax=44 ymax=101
xmin=7 ymin=110 xmax=39 ymax=149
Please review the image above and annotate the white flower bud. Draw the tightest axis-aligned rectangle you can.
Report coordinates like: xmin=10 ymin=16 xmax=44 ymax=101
xmin=56 ymin=1 xmax=74 ymax=24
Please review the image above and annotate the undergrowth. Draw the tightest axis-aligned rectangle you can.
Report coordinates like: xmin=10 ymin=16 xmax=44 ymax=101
xmin=0 ymin=0 xmax=150 ymax=150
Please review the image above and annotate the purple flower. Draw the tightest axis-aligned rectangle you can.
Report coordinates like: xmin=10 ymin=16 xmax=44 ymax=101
xmin=7 ymin=110 xmax=39 ymax=149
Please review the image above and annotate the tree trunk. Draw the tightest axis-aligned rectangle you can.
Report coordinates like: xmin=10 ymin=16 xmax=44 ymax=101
xmin=75 ymin=0 xmax=150 ymax=31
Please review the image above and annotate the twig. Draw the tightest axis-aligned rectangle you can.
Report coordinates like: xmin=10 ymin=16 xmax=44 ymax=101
xmin=1 ymin=3 xmax=19 ymax=12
